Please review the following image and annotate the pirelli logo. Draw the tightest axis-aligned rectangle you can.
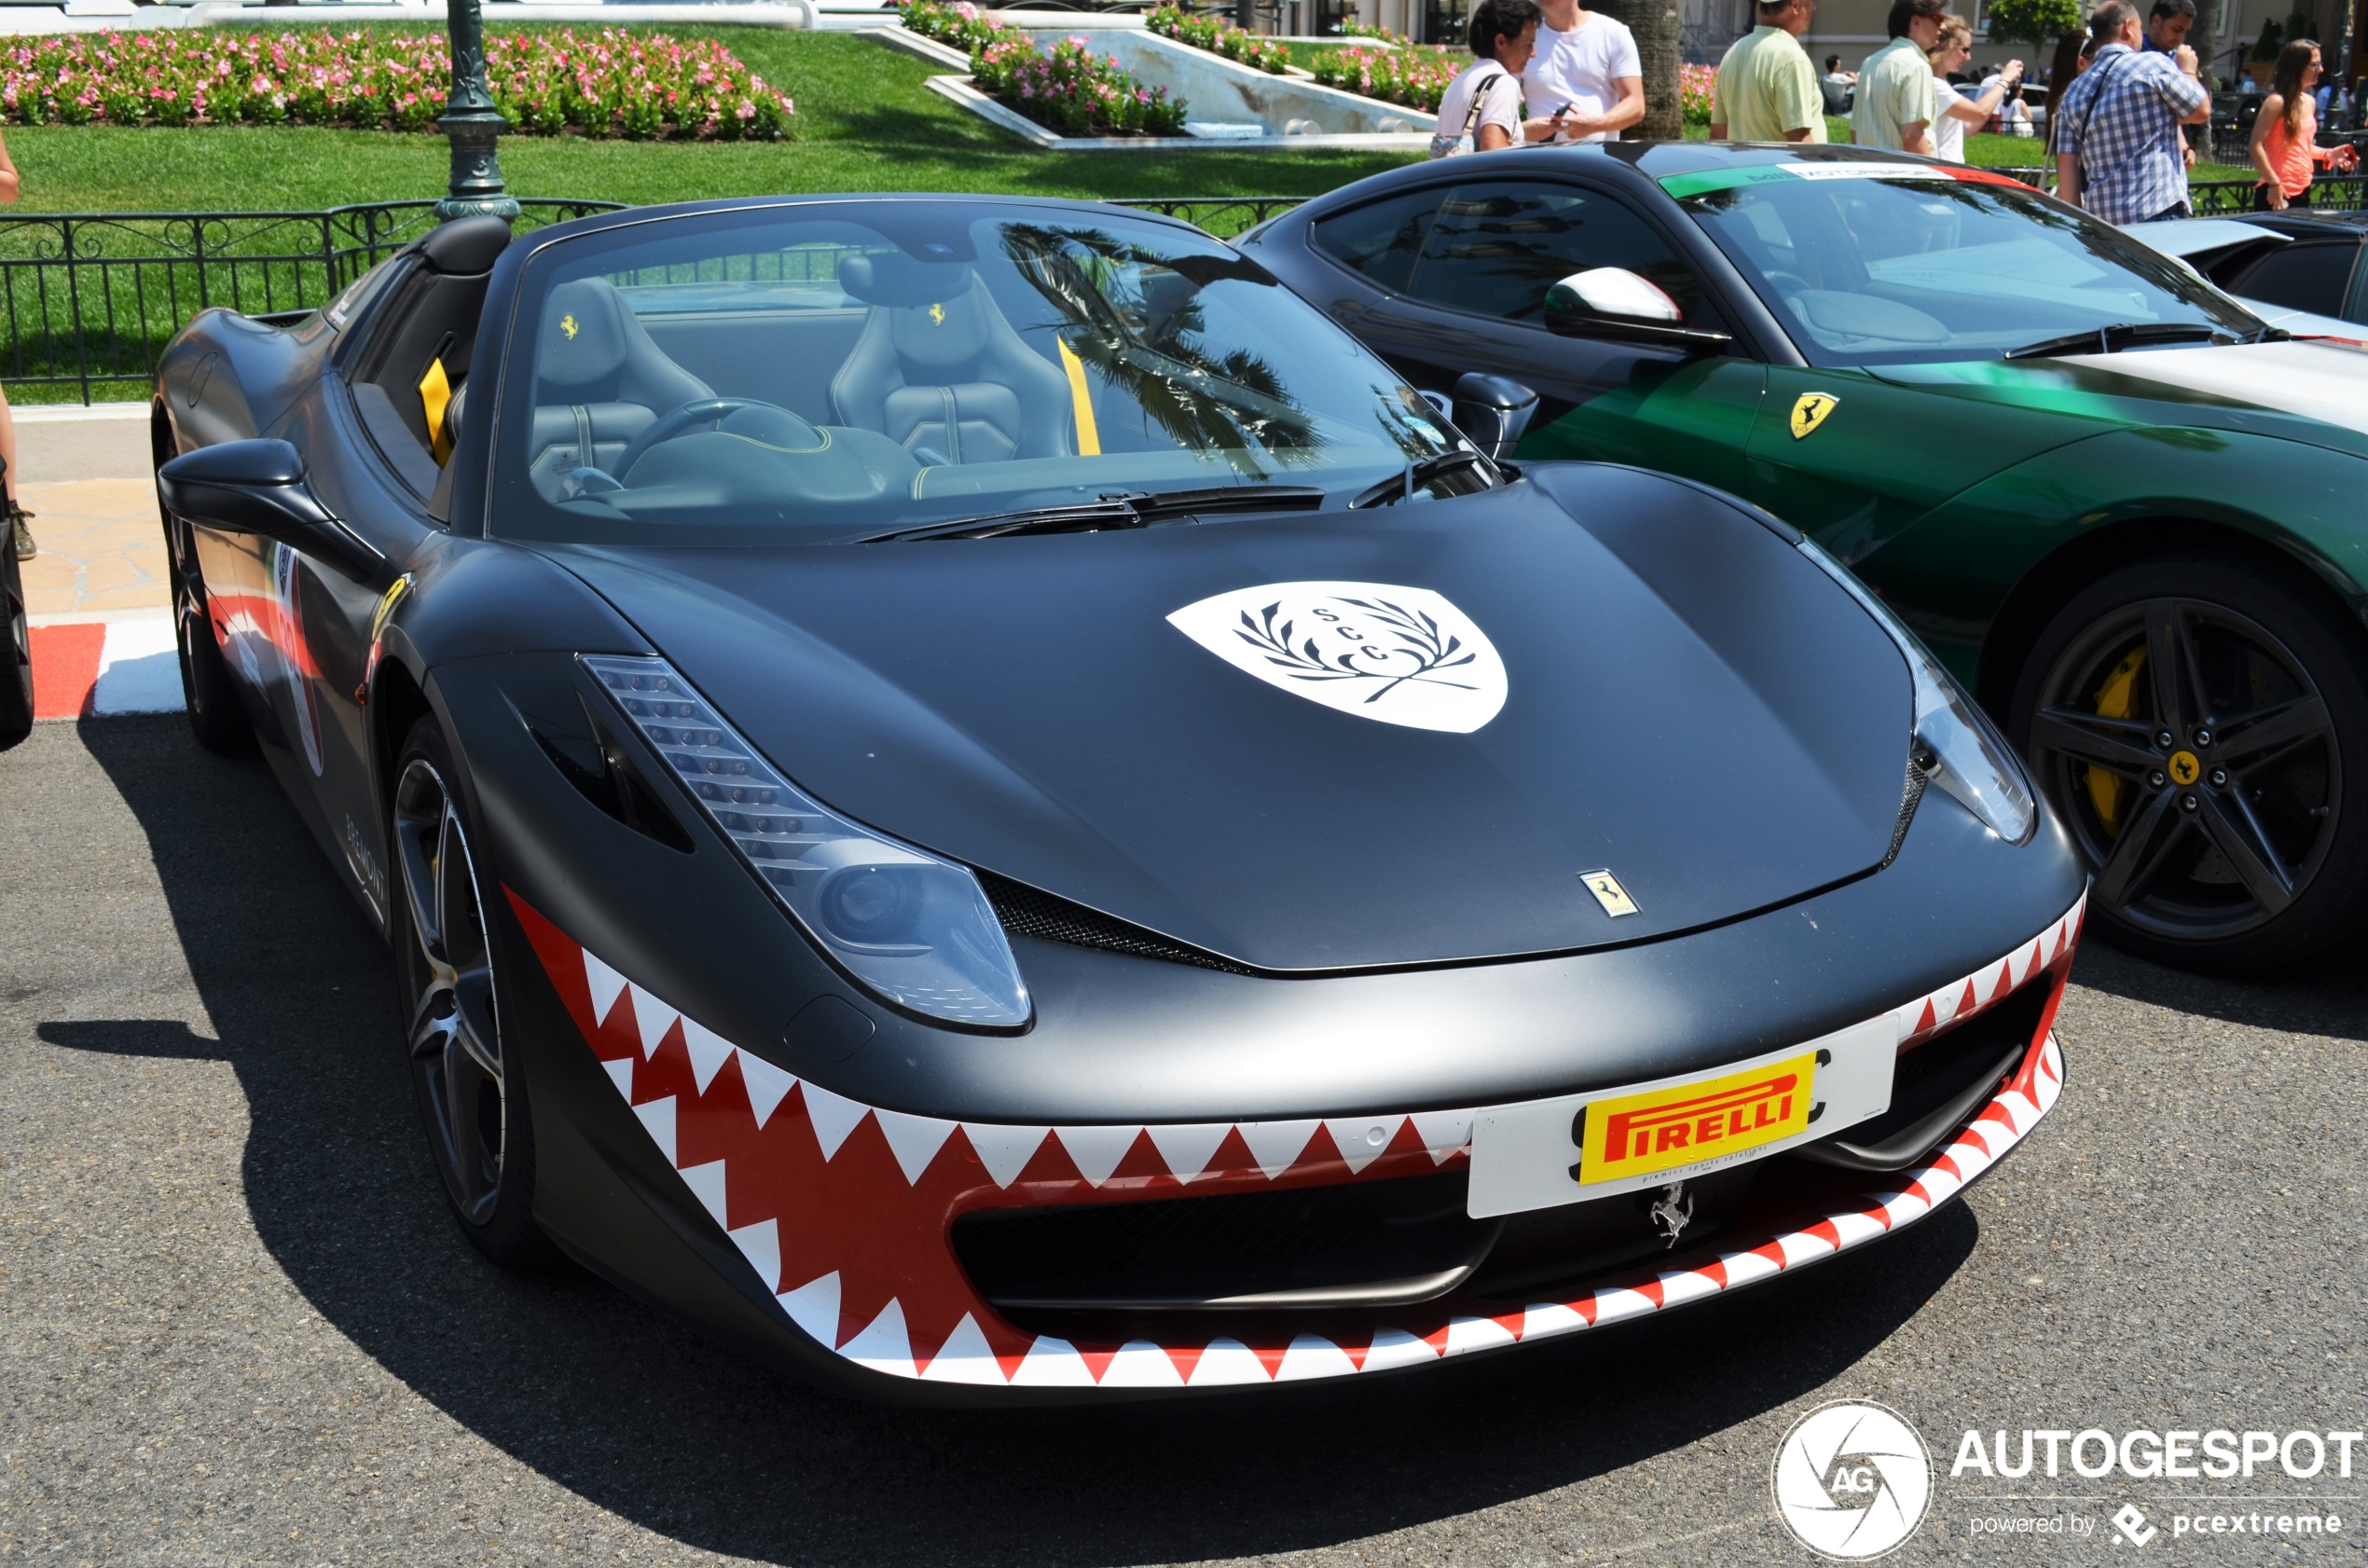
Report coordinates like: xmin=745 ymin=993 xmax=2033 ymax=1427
xmin=1573 ymin=1051 xmax=1819 ymax=1185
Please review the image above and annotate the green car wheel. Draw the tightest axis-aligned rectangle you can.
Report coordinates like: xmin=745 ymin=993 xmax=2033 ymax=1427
xmin=2011 ymin=556 xmax=2368 ymax=972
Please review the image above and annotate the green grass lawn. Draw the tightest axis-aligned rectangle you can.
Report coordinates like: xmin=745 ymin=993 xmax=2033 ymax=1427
xmin=9 ymin=27 xmax=1415 ymax=213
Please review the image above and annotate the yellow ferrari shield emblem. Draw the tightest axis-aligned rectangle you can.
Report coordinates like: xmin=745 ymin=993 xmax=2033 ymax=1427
xmin=1789 ymin=392 xmax=1838 ymax=440
xmin=561 ymin=313 xmax=578 ymax=340
xmin=929 ymin=302 xmax=946 ymax=325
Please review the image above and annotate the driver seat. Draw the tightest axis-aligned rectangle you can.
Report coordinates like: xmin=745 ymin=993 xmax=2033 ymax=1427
xmin=530 ymin=277 xmax=712 ymax=487
xmin=830 ymin=253 xmax=1071 ymax=465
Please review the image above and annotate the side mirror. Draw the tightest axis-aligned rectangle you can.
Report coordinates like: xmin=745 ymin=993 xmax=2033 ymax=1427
xmin=157 ymin=439 xmax=385 ymax=584
xmin=1450 ymin=373 xmax=1538 ymax=462
xmin=1544 ymin=268 xmax=1733 ymax=353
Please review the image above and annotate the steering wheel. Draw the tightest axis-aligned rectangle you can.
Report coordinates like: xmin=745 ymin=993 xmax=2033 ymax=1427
xmin=613 ymin=396 xmax=805 ymax=482
xmin=1763 ymin=270 xmax=1812 ymax=297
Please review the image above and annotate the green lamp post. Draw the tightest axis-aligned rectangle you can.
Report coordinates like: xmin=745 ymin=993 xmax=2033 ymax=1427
xmin=436 ymin=0 xmax=520 ymax=222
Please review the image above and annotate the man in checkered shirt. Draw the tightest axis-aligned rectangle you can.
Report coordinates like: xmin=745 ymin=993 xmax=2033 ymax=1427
xmin=2052 ymin=0 xmax=2210 ymax=224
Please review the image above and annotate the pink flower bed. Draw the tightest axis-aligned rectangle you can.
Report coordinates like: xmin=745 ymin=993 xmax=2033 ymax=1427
xmin=0 ymin=27 xmax=792 ymax=138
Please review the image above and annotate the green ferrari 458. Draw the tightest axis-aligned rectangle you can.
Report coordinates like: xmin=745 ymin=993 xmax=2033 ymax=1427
xmin=1244 ymin=144 xmax=2368 ymax=973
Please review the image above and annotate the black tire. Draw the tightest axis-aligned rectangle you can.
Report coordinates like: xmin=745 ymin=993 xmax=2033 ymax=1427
xmin=391 ymin=716 xmax=555 ymax=1265
xmin=0 ymin=530 xmax=31 ymax=750
xmin=2008 ymin=553 xmax=2368 ymax=972
xmin=162 ymin=506 xmax=252 ymax=756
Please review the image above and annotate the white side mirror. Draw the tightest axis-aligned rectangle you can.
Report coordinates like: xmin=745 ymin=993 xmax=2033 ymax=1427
xmin=1547 ymin=267 xmax=1685 ymax=325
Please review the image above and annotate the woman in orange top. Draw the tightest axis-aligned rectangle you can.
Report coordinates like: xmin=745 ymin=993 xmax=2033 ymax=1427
xmin=2251 ymin=38 xmax=2358 ymax=212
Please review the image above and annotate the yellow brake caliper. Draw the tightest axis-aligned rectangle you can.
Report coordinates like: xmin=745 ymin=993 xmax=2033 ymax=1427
xmin=2086 ymin=646 xmax=2147 ymax=835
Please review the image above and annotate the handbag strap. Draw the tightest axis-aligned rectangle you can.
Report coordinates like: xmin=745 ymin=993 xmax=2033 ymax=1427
xmin=2069 ymin=49 xmax=2130 ymax=160
xmin=1462 ymin=71 xmax=1505 ymax=140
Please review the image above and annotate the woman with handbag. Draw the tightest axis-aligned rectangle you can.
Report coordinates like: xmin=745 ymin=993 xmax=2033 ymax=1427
xmin=1430 ymin=0 xmax=1545 ymax=157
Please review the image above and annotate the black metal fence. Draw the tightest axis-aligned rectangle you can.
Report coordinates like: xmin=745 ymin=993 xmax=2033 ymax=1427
xmin=0 ymin=198 xmax=626 ymax=404
xmin=1111 ymin=195 xmax=1311 ymax=234
xmin=0 ymin=194 xmax=1310 ymax=405
xmin=62 ymin=175 xmax=2363 ymax=402
xmin=1988 ymin=169 xmax=2368 ymax=214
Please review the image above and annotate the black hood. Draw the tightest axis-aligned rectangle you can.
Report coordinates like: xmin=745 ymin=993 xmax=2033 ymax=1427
xmin=544 ymin=464 xmax=1911 ymax=971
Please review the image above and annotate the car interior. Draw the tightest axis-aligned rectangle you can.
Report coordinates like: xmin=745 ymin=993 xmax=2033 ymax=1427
xmin=340 ymin=214 xmax=515 ymax=503
xmin=514 ymin=249 xmax=1097 ymax=519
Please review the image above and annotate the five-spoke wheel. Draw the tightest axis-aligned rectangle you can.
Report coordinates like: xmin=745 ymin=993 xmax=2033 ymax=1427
xmin=392 ymin=719 xmax=549 ymax=1262
xmin=2012 ymin=557 xmax=2368 ymax=971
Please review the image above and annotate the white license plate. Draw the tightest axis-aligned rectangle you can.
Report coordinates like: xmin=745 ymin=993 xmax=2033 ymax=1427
xmin=1466 ymin=1015 xmax=1897 ymax=1217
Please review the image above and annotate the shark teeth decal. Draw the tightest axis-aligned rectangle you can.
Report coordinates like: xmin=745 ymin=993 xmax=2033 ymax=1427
xmin=504 ymin=889 xmax=2081 ymax=1393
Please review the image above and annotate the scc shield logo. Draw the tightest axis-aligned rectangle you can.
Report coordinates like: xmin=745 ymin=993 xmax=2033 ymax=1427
xmin=1771 ymin=1400 xmax=1933 ymax=1560
xmin=1165 ymin=581 xmax=1508 ymax=734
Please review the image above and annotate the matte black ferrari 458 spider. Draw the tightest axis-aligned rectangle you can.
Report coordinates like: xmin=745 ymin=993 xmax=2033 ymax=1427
xmin=151 ymin=195 xmax=2086 ymax=1401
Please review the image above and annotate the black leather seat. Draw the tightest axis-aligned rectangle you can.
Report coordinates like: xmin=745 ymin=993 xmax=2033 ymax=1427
xmin=530 ymin=277 xmax=712 ymax=488
xmin=829 ymin=253 xmax=1071 ymax=465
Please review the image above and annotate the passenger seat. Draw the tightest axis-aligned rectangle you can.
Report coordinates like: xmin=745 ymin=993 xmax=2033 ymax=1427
xmin=829 ymin=253 xmax=1070 ymax=465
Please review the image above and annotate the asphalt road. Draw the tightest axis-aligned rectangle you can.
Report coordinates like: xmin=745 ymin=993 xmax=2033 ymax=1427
xmin=4 ymin=715 xmax=2363 ymax=1567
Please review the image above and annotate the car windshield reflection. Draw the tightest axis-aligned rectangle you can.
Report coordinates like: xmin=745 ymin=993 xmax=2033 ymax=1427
xmin=1673 ymin=174 xmax=2262 ymax=366
xmin=489 ymin=203 xmax=1485 ymax=545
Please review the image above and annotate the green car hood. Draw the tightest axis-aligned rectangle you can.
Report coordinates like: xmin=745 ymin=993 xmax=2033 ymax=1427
xmin=1867 ymin=339 xmax=2368 ymax=462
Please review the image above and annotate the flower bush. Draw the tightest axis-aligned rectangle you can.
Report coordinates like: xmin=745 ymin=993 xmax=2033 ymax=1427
xmin=902 ymin=0 xmax=1187 ymax=138
xmin=898 ymin=0 xmax=1006 ymax=58
xmin=1145 ymin=6 xmax=1289 ymax=76
xmin=0 ymin=27 xmax=792 ymax=137
xmin=1309 ymin=39 xmax=1459 ymax=113
xmin=972 ymin=32 xmax=1188 ymax=136
xmin=1680 ymin=62 xmax=1714 ymax=124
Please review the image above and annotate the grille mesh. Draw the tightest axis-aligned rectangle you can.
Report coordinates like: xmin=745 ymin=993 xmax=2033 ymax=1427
xmin=980 ymin=871 xmax=1253 ymax=975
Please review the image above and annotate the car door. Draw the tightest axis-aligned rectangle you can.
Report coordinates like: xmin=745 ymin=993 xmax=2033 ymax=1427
xmin=259 ymin=266 xmax=442 ymax=926
xmin=1301 ymin=174 xmax=1771 ymax=498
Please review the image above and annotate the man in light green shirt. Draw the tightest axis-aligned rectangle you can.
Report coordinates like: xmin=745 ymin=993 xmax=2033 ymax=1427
xmin=1710 ymin=0 xmax=1826 ymax=143
xmin=1852 ymin=0 xmax=1947 ymax=153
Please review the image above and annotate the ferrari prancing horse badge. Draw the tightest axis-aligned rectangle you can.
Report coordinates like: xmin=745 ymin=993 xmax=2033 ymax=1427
xmin=1790 ymin=392 xmax=1838 ymax=439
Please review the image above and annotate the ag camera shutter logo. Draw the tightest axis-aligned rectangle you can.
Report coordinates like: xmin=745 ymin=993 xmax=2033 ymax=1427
xmin=1771 ymin=1400 xmax=1934 ymax=1560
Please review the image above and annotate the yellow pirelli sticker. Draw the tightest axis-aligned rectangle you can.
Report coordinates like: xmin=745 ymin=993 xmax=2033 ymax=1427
xmin=1576 ymin=1050 xmax=1817 ymax=1185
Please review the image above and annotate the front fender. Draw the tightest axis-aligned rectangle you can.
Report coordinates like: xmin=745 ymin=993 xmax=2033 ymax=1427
xmin=1853 ymin=425 xmax=2368 ymax=683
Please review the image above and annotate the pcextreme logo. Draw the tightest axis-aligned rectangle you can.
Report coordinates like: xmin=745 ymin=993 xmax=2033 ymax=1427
xmin=1772 ymin=1400 xmax=1934 ymax=1560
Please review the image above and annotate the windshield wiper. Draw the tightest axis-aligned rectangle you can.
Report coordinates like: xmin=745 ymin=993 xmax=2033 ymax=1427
xmin=2002 ymin=322 xmax=2234 ymax=360
xmin=864 ymin=484 xmax=1329 ymax=543
xmin=1348 ymin=449 xmax=1499 ymax=510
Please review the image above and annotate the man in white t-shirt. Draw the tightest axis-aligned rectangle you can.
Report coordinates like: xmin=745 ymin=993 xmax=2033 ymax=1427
xmin=1521 ymin=0 xmax=1645 ymax=142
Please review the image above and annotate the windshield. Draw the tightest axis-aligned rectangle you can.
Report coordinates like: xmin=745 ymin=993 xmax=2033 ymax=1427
xmin=486 ymin=201 xmax=1476 ymax=544
xmin=1667 ymin=168 xmax=2261 ymax=366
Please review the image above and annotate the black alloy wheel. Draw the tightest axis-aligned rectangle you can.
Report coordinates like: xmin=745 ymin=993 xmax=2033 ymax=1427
xmin=392 ymin=719 xmax=551 ymax=1263
xmin=163 ymin=513 xmax=253 ymax=755
xmin=2011 ymin=556 xmax=2368 ymax=971
xmin=0 ymin=527 xmax=31 ymax=749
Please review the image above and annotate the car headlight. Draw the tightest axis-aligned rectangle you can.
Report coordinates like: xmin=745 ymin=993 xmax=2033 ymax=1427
xmin=1795 ymin=541 xmax=2038 ymax=846
xmin=581 ymin=654 xmax=1031 ymax=1029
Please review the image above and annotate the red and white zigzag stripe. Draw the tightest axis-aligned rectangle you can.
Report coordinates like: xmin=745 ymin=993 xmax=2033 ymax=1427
xmin=506 ymin=889 xmax=2081 ymax=1391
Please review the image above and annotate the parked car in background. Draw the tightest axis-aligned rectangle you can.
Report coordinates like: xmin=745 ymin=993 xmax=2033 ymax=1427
xmin=1244 ymin=143 xmax=2368 ymax=974
xmin=148 ymin=192 xmax=2084 ymax=1402
xmin=2126 ymin=212 xmax=2368 ymax=337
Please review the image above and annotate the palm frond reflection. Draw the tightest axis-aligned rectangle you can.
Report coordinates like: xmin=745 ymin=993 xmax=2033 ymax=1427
xmin=998 ymin=223 xmax=1332 ymax=476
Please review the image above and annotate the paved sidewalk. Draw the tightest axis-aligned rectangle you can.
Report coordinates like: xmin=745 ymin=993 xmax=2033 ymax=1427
xmin=15 ymin=403 xmax=178 ymax=718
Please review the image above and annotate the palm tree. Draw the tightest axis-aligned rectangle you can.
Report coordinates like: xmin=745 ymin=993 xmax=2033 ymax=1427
xmin=1607 ymin=0 xmax=1686 ymax=141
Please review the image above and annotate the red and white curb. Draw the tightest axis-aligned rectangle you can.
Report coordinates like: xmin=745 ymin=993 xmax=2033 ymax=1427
xmin=27 ymin=611 xmax=180 ymax=720
xmin=509 ymin=887 xmax=2082 ymax=1392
